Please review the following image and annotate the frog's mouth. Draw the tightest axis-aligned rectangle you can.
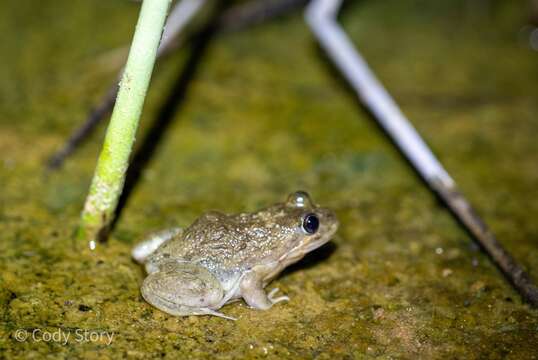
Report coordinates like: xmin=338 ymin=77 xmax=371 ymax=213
xmin=303 ymin=221 xmax=338 ymax=253
xmin=284 ymin=220 xmax=339 ymax=262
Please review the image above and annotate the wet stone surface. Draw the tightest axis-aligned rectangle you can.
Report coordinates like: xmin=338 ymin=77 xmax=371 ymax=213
xmin=0 ymin=0 xmax=537 ymax=358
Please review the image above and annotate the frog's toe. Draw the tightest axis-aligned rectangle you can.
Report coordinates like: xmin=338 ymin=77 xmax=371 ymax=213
xmin=201 ymin=309 xmax=237 ymax=321
xmin=267 ymin=288 xmax=290 ymax=304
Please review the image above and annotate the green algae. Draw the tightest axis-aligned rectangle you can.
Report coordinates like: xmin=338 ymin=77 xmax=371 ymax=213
xmin=1 ymin=0 xmax=538 ymax=358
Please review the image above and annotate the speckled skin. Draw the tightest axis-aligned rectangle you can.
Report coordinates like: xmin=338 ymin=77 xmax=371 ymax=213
xmin=133 ymin=192 xmax=338 ymax=319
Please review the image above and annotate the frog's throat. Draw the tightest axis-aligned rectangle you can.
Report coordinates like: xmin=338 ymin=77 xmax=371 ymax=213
xmin=288 ymin=223 xmax=338 ymax=258
xmin=277 ymin=237 xmax=328 ymax=268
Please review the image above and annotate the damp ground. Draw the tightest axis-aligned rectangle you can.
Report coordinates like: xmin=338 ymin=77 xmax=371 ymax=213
xmin=1 ymin=0 xmax=537 ymax=358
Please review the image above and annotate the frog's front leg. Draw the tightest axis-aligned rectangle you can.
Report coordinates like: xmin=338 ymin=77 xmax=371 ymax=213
xmin=141 ymin=261 xmax=235 ymax=320
xmin=132 ymin=227 xmax=182 ymax=264
xmin=239 ymin=270 xmax=289 ymax=310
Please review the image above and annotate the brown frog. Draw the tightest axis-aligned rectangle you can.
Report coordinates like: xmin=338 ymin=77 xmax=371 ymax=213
xmin=132 ymin=191 xmax=338 ymax=320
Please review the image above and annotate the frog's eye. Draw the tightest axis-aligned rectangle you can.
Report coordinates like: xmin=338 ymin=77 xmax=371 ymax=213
xmin=302 ymin=213 xmax=319 ymax=234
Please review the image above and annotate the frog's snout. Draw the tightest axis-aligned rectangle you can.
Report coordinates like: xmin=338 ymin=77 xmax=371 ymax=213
xmin=317 ymin=208 xmax=339 ymax=235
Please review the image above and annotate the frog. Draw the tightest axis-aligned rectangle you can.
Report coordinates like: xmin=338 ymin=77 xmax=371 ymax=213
xmin=132 ymin=191 xmax=338 ymax=320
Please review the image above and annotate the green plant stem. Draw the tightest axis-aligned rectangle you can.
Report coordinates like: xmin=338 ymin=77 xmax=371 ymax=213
xmin=78 ymin=0 xmax=172 ymax=248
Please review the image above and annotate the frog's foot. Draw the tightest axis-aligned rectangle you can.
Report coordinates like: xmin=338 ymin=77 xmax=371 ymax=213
xmin=240 ymin=272 xmax=290 ymax=310
xmin=267 ymin=288 xmax=289 ymax=305
xmin=141 ymin=262 xmax=235 ymax=320
xmin=132 ymin=228 xmax=182 ymax=264
xmin=241 ymin=286 xmax=290 ymax=310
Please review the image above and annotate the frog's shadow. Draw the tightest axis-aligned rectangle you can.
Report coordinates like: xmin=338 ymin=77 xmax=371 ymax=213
xmin=279 ymin=241 xmax=337 ymax=279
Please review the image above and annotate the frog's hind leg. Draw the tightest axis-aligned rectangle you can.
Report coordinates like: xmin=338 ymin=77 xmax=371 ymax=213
xmin=132 ymin=228 xmax=182 ymax=264
xmin=141 ymin=262 xmax=235 ymax=320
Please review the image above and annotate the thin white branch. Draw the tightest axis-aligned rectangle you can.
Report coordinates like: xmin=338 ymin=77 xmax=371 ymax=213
xmin=305 ymin=0 xmax=538 ymax=307
xmin=305 ymin=0 xmax=454 ymax=188
xmin=159 ymin=0 xmax=207 ymax=56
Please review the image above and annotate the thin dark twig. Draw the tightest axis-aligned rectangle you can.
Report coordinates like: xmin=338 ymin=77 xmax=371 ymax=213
xmin=217 ymin=0 xmax=308 ymax=32
xmin=47 ymin=84 xmax=118 ymax=169
xmin=306 ymin=0 xmax=538 ymax=307
xmin=432 ymin=180 xmax=538 ymax=307
xmin=46 ymin=0 xmax=308 ymax=170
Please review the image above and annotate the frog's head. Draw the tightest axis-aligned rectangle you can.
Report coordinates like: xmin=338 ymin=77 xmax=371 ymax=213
xmin=265 ymin=191 xmax=338 ymax=265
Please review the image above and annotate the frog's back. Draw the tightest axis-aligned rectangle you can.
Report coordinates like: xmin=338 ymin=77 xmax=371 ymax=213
xmin=146 ymin=212 xmax=242 ymax=264
xmin=147 ymin=209 xmax=292 ymax=271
